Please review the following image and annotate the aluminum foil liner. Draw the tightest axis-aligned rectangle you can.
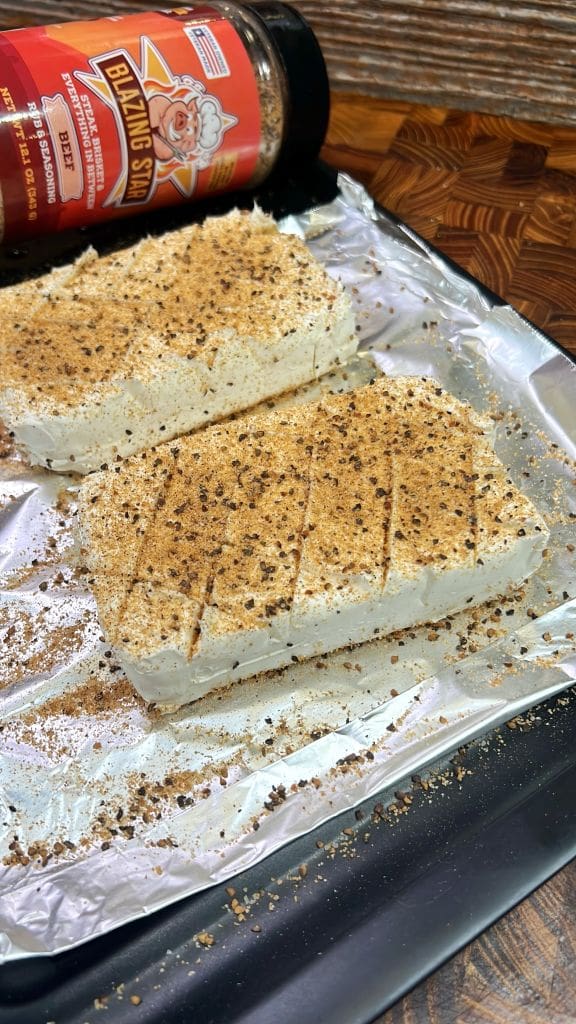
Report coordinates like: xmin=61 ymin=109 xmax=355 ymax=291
xmin=1 ymin=173 xmax=575 ymax=961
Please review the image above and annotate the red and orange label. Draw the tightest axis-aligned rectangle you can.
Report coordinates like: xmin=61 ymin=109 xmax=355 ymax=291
xmin=0 ymin=7 xmax=262 ymax=241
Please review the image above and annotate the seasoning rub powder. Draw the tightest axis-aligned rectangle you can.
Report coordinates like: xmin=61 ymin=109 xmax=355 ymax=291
xmin=0 ymin=207 xmax=356 ymax=473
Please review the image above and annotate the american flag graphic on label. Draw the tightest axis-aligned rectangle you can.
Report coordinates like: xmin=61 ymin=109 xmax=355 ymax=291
xmin=185 ymin=24 xmax=230 ymax=79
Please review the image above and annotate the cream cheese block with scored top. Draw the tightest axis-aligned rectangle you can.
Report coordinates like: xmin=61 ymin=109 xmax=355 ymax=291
xmin=78 ymin=376 xmax=549 ymax=709
xmin=0 ymin=208 xmax=356 ymax=474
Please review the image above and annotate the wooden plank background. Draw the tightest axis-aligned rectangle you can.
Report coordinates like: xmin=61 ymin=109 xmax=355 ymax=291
xmin=297 ymin=0 xmax=576 ymax=125
xmin=2 ymin=1 xmax=576 ymax=125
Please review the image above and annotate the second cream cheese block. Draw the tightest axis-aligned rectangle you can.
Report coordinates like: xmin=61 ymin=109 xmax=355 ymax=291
xmin=0 ymin=208 xmax=356 ymax=474
xmin=78 ymin=376 xmax=549 ymax=709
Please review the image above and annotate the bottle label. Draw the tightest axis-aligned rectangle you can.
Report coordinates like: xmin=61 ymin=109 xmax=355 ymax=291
xmin=0 ymin=7 xmax=262 ymax=241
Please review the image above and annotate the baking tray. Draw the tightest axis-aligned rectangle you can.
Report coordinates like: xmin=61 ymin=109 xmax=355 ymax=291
xmin=0 ymin=161 xmax=575 ymax=1023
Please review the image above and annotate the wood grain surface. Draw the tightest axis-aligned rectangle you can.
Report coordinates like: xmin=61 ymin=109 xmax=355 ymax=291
xmin=0 ymin=5 xmax=575 ymax=1021
xmin=324 ymin=93 xmax=576 ymax=353
xmin=378 ymin=870 xmax=576 ymax=1024
xmin=297 ymin=1 xmax=576 ymax=128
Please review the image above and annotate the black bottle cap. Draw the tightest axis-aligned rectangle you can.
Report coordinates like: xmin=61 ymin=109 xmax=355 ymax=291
xmin=245 ymin=2 xmax=330 ymax=170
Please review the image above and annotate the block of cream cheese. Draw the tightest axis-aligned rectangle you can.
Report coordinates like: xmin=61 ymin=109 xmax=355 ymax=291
xmin=0 ymin=209 xmax=356 ymax=474
xmin=78 ymin=376 xmax=549 ymax=709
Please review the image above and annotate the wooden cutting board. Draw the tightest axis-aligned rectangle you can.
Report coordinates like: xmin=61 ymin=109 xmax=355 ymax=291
xmin=324 ymin=93 xmax=576 ymax=355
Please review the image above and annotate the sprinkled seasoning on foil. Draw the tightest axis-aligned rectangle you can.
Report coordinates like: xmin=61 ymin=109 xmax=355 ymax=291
xmin=1 ymin=174 xmax=575 ymax=960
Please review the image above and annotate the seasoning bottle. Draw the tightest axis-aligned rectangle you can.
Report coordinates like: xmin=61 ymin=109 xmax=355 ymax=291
xmin=0 ymin=3 xmax=329 ymax=243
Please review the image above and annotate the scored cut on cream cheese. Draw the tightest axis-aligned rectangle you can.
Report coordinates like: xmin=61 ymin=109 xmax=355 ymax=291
xmin=78 ymin=376 xmax=549 ymax=709
xmin=0 ymin=208 xmax=357 ymax=474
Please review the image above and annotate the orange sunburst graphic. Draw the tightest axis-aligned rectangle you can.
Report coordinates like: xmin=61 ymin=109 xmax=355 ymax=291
xmin=76 ymin=36 xmax=237 ymax=206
